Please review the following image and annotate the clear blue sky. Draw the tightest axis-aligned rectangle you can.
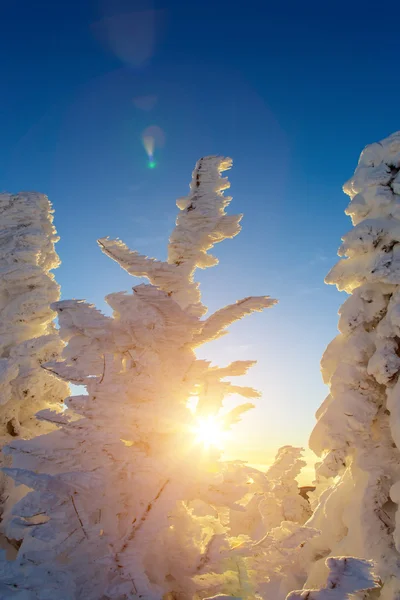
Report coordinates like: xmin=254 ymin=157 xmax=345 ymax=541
xmin=2 ymin=0 xmax=400 ymax=471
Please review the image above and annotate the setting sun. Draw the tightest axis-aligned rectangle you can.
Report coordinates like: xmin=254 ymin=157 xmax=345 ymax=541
xmin=193 ymin=416 xmax=229 ymax=449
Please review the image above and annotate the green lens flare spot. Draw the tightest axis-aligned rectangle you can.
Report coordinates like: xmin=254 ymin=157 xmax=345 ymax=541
xmin=148 ymin=160 xmax=157 ymax=169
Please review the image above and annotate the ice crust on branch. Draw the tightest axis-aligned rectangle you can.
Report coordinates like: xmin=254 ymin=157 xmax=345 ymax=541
xmin=307 ymin=132 xmax=400 ymax=598
xmin=0 ymin=193 xmax=68 ymax=508
xmin=2 ymin=158 xmax=278 ymax=599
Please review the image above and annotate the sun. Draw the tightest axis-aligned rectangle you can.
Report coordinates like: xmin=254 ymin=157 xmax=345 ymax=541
xmin=193 ymin=415 xmax=228 ymax=449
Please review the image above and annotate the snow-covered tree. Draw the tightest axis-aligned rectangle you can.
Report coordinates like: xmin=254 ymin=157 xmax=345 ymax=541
xmin=0 ymin=193 xmax=68 ymax=528
xmin=1 ymin=157 xmax=277 ymax=599
xmin=306 ymin=132 xmax=400 ymax=597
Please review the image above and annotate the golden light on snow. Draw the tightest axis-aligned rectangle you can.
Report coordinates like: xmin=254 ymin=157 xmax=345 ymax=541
xmin=193 ymin=415 xmax=229 ymax=450
xmin=186 ymin=395 xmax=199 ymax=414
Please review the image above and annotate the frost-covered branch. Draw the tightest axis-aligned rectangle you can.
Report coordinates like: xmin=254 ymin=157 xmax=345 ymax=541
xmin=193 ymin=296 xmax=277 ymax=346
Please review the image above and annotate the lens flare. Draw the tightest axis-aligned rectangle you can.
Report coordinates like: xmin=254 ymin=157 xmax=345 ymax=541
xmin=143 ymin=135 xmax=154 ymax=158
xmin=142 ymin=125 xmax=165 ymax=169
xmin=186 ymin=395 xmax=199 ymax=414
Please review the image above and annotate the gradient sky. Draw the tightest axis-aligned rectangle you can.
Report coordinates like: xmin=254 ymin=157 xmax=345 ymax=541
xmin=2 ymin=1 xmax=400 ymax=476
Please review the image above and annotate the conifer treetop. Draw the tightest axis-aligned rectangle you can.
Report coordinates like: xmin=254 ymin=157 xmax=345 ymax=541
xmin=326 ymin=131 xmax=400 ymax=293
xmin=98 ymin=156 xmax=246 ymax=316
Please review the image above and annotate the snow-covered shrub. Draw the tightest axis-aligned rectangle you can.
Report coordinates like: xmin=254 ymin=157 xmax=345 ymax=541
xmin=0 ymin=193 xmax=68 ymax=523
xmin=200 ymin=557 xmax=379 ymax=600
xmin=287 ymin=557 xmax=380 ymax=599
xmin=1 ymin=157 xmax=277 ymax=599
xmin=227 ymin=446 xmax=311 ymax=542
xmin=183 ymin=447 xmax=313 ymax=600
xmin=307 ymin=132 xmax=400 ymax=597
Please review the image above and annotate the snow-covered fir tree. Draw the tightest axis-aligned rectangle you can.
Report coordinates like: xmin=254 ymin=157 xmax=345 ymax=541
xmin=0 ymin=193 xmax=68 ymax=539
xmin=307 ymin=132 xmax=400 ymax=598
xmin=219 ymin=446 xmax=313 ymax=600
xmin=0 ymin=157 xmax=278 ymax=599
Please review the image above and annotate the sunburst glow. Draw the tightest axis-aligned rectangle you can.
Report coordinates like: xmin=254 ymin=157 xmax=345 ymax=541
xmin=193 ymin=415 xmax=228 ymax=449
xmin=186 ymin=395 xmax=199 ymax=414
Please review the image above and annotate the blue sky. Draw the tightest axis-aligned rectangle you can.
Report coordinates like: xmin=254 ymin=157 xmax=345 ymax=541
xmin=2 ymin=0 xmax=400 ymax=472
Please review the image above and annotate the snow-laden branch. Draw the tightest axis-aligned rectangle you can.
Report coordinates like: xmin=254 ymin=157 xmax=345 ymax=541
xmin=193 ymin=296 xmax=277 ymax=346
xmin=97 ymin=236 xmax=180 ymax=297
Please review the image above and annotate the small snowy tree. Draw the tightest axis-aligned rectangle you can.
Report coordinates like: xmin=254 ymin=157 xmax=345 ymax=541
xmin=1 ymin=157 xmax=276 ymax=599
xmin=200 ymin=557 xmax=380 ymax=600
xmin=287 ymin=557 xmax=380 ymax=600
xmin=212 ymin=447 xmax=314 ymax=600
xmin=227 ymin=446 xmax=311 ymax=542
xmin=307 ymin=132 xmax=400 ymax=597
xmin=168 ymin=447 xmax=314 ymax=600
xmin=0 ymin=193 xmax=68 ymax=527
